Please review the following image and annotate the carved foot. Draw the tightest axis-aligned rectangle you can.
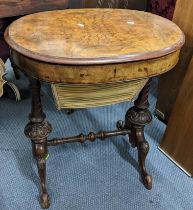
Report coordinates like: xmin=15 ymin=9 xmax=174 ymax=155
xmin=138 ymin=141 xmax=152 ymax=190
xmin=40 ymin=193 xmax=50 ymax=209
xmin=143 ymin=175 xmax=152 ymax=190
xmin=36 ymin=156 xmax=50 ymax=209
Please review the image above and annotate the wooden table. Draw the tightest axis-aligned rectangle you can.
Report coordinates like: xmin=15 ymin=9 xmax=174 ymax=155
xmin=4 ymin=9 xmax=184 ymax=209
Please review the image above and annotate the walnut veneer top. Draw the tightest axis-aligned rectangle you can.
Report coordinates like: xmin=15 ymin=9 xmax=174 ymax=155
xmin=5 ymin=9 xmax=184 ymax=65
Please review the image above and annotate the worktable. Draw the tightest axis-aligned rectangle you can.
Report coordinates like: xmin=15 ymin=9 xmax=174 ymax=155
xmin=5 ymin=9 xmax=184 ymax=208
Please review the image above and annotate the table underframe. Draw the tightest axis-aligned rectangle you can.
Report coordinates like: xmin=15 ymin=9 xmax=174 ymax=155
xmin=24 ymin=77 xmax=153 ymax=209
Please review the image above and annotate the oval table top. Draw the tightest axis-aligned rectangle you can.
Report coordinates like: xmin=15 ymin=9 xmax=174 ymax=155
xmin=5 ymin=9 xmax=184 ymax=65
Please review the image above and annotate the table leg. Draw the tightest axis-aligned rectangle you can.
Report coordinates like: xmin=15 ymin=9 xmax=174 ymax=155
xmin=24 ymin=78 xmax=52 ymax=209
xmin=10 ymin=57 xmax=20 ymax=80
xmin=125 ymin=79 xmax=153 ymax=189
xmin=65 ymin=109 xmax=75 ymax=115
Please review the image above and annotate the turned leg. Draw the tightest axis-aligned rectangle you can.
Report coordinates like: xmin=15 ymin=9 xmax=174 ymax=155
xmin=24 ymin=78 xmax=52 ymax=208
xmin=125 ymin=79 xmax=152 ymax=189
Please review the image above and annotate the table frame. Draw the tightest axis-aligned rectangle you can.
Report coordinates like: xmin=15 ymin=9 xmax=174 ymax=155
xmin=24 ymin=76 xmax=152 ymax=209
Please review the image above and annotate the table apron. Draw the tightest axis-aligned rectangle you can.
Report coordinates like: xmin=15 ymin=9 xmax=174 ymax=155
xmin=11 ymin=50 xmax=180 ymax=84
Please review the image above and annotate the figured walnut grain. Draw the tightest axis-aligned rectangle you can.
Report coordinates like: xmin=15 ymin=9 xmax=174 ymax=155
xmin=5 ymin=9 xmax=184 ymax=65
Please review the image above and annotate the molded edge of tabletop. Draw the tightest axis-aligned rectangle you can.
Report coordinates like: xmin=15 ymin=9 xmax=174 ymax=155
xmin=4 ymin=9 xmax=185 ymax=65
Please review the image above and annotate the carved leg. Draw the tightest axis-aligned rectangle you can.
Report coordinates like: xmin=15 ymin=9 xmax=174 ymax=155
xmin=24 ymin=78 xmax=52 ymax=208
xmin=31 ymin=141 xmax=36 ymax=158
xmin=125 ymin=79 xmax=152 ymax=190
